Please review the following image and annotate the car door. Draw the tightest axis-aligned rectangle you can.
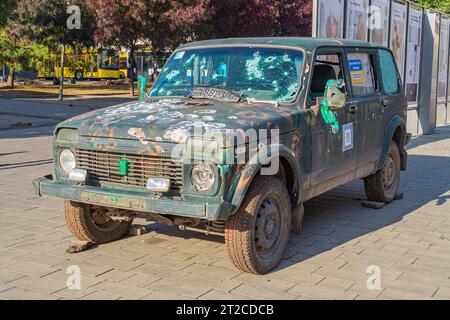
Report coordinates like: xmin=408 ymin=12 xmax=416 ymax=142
xmin=345 ymin=49 xmax=385 ymax=167
xmin=309 ymin=47 xmax=359 ymax=186
xmin=377 ymin=48 xmax=406 ymax=128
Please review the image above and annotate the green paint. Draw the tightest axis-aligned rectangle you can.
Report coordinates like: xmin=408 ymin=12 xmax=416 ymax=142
xmin=138 ymin=75 xmax=147 ymax=101
xmin=118 ymin=158 xmax=129 ymax=176
xmin=89 ymin=143 xmax=95 ymax=150
xmin=320 ymin=79 xmax=343 ymax=134
xmin=111 ymin=197 xmax=120 ymax=204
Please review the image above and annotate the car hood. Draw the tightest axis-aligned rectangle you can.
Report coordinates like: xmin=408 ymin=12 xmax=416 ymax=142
xmin=58 ymin=98 xmax=300 ymax=144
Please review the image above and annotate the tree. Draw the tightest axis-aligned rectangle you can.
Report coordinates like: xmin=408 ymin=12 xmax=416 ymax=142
xmin=89 ymin=0 xmax=152 ymax=96
xmin=0 ymin=29 xmax=27 ymax=87
xmin=418 ymin=0 xmax=450 ymax=14
xmin=89 ymin=0 xmax=210 ymax=96
xmin=0 ymin=0 xmax=17 ymax=27
xmin=16 ymin=0 xmax=96 ymax=99
xmin=276 ymin=0 xmax=312 ymax=37
xmin=204 ymin=0 xmax=277 ymax=38
xmin=200 ymin=0 xmax=312 ymax=40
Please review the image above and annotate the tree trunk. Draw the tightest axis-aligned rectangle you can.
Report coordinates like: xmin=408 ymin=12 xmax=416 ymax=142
xmin=59 ymin=44 xmax=65 ymax=101
xmin=7 ymin=67 xmax=14 ymax=87
xmin=129 ymin=48 xmax=135 ymax=97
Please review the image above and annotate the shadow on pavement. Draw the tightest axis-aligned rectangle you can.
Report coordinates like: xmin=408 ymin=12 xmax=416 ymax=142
xmin=0 ymin=158 xmax=53 ymax=170
xmin=144 ymin=152 xmax=450 ymax=273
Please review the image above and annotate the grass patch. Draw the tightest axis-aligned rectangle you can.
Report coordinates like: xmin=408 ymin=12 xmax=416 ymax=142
xmin=0 ymin=81 xmax=131 ymax=99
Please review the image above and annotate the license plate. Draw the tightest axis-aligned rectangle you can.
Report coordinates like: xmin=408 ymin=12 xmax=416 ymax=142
xmin=80 ymin=192 xmax=145 ymax=210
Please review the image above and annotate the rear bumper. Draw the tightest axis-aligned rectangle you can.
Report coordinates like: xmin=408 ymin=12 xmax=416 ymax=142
xmin=32 ymin=175 xmax=234 ymax=220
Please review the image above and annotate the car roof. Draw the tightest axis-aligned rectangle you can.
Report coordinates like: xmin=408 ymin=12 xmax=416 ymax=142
xmin=178 ymin=37 xmax=382 ymax=51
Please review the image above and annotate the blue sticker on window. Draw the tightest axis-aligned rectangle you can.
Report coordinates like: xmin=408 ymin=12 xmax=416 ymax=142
xmin=348 ymin=59 xmax=363 ymax=71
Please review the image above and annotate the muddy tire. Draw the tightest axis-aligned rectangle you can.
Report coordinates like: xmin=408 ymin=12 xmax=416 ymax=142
xmin=364 ymin=141 xmax=401 ymax=203
xmin=64 ymin=200 xmax=132 ymax=244
xmin=224 ymin=176 xmax=291 ymax=274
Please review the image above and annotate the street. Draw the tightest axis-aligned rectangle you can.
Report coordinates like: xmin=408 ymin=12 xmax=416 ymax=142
xmin=0 ymin=97 xmax=450 ymax=300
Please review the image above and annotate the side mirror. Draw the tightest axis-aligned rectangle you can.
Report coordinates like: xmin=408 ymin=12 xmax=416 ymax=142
xmin=325 ymin=79 xmax=346 ymax=109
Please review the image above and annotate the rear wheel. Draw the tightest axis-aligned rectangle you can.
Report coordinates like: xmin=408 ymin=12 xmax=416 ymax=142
xmin=225 ymin=176 xmax=291 ymax=274
xmin=364 ymin=141 xmax=401 ymax=203
xmin=64 ymin=201 xmax=132 ymax=244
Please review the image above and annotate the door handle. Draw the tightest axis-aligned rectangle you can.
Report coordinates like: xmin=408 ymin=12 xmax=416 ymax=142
xmin=382 ymin=98 xmax=390 ymax=107
xmin=348 ymin=105 xmax=358 ymax=114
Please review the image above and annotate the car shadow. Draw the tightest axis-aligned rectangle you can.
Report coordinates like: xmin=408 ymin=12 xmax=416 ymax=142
xmin=142 ymin=151 xmax=450 ymax=273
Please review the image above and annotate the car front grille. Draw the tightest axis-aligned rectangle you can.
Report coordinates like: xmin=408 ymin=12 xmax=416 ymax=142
xmin=75 ymin=149 xmax=183 ymax=193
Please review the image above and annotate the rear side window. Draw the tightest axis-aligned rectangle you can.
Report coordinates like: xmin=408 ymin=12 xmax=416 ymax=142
xmin=378 ymin=49 xmax=400 ymax=94
xmin=347 ymin=52 xmax=377 ymax=95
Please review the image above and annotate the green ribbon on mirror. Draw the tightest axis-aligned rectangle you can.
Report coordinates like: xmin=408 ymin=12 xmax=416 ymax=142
xmin=320 ymin=79 xmax=343 ymax=134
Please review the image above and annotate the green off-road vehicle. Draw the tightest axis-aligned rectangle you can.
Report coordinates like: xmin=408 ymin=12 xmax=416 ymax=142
xmin=33 ymin=38 xmax=409 ymax=274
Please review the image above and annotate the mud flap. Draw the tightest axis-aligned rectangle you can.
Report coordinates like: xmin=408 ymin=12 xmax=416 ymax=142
xmin=291 ymin=203 xmax=305 ymax=234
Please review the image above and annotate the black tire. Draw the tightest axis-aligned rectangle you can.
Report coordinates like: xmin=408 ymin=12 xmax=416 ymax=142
xmin=225 ymin=176 xmax=292 ymax=274
xmin=364 ymin=141 xmax=401 ymax=203
xmin=119 ymin=72 xmax=125 ymax=79
xmin=64 ymin=200 xmax=132 ymax=244
xmin=74 ymin=70 xmax=83 ymax=81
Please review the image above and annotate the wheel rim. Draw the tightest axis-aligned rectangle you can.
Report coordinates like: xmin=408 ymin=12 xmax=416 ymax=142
xmin=254 ymin=195 xmax=282 ymax=258
xmin=88 ymin=206 xmax=120 ymax=231
xmin=382 ymin=151 xmax=397 ymax=195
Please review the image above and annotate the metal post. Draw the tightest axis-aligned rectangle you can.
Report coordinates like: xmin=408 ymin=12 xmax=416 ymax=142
xmin=403 ymin=1 xmax=409 ymax=87
xmin=387 ymin=0 xmax=393 ymax=47
xmin=312 ymin=0 xmax=318 ymax=37
xmin=418 ymin=10 xmax=440 ymax=134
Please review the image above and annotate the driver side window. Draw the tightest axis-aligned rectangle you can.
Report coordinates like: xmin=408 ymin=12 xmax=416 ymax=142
xmin=309 ymin=53 xmax=346 ymax=103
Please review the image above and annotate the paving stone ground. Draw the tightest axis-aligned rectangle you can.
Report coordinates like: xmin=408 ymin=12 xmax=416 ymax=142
xmin=0 ymin=99 xmax=449 ymax=299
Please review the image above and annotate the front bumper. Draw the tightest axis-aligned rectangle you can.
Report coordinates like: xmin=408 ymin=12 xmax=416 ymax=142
xmin=32 ymin=175 xmax=234 ymax=220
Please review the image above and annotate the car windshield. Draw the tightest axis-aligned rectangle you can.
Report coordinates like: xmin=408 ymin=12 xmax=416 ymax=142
xmin=150 ymin=47 xmax=304 ymax=102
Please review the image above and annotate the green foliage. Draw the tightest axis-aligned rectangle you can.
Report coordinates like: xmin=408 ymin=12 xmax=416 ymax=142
xmin=417 ymin=0 xmax=450 ymax=14
xmin=0 ymin=29 xmax=28 ymax=72
xmin=0 ymin=28 xmax=51 ymax=72
xmin=0 ymin=0 xmax=17 ymax=27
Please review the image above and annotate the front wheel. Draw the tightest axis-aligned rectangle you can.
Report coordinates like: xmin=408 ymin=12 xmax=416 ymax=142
xmin=64 ymin=201 xmax=132 ymax=244
xmin=364 ymin=141 xmax=401 ymax=203
xmin=225 ymin=176 xmax=291 ymax=274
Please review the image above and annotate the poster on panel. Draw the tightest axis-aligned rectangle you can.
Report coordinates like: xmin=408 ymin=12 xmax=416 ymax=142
xmin=405 ymin=7 xmax=422 ymax=107
xmin=317 ymin=0 xmax=344 ymax=38
xmin=390 ymin=1 xmax=408 ymax=81
xmin=346 ymin=0 xmax=369 ymax=41
xmin=437 ymin=18 xmax=450 ymax=103
xmin=369 ymin=0 xmax=391 ymax=46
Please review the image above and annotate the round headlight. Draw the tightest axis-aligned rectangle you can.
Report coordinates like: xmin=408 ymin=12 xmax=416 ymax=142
xmin=191 ymin=163 xmax=215 ymax=191
xmin=59 ymin=149 xmax=76 ymax=174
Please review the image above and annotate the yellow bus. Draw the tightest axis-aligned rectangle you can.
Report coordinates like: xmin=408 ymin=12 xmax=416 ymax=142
xmin=38 ymin=48 xmax=128 ymax=81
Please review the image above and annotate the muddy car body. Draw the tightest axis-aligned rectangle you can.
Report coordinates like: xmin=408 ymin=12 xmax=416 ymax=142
xmin=33 ymin=38 xmax=409 ymax=274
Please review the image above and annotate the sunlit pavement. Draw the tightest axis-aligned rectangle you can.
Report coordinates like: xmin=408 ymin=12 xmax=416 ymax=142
xmin=0 ymin=99 xmax=449 ymax=299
